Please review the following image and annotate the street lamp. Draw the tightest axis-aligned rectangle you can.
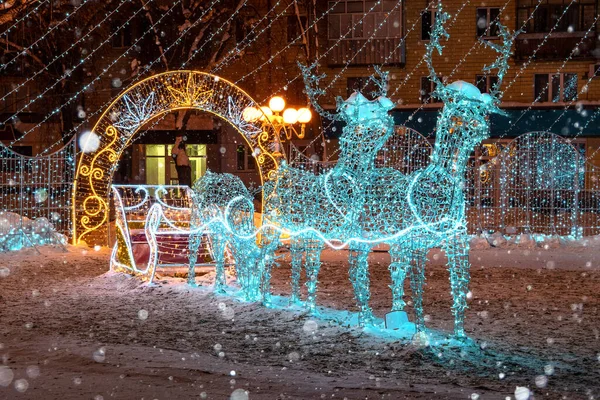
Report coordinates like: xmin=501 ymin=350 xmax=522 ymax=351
xmin=243 ymin=96 xmax=312 ymax=141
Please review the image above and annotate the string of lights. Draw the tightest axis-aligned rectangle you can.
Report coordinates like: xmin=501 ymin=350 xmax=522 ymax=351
xmin=392 ymin=0 xmax=546 ymax=132
xmin=286 ymin=0 xmax=434 ymax=163
xmin=233 ymin=0 xmax=345 ymax=86
xmin=23 ymin=0 xmax=368 ymax=156
xmin=210 ymin=0 xmax=292 ymax=74
xmin=318 ymin=0 xmax=477 ymax=162
xmin=500 ymin=14 xmax=600 ymax=137
xmin=180 ymin=1 xmax=248 ymax=68
xmin=2 ymin=0 xmax=161 ymax=128
xmin=0 ymin=0 xmax=91 ymax=72
xmin=9 ymin=0 xmax=596 ymax=173
xmin=5 ymin=0 xmax=186 ymax=148
xmin=501 ymin=0 xmax=578 ymax=96
xmin=390 ymin=0 xmax=518 ymax=100
xmin=36 ymin=0 xmax=299 ymax=155
xmin=0 ymin=0 xmax=50 ymax=38
xmin=0 ymin=0 xmax=135 ymax=103
xmin=252 ymin=0 xmax=411 ymax=162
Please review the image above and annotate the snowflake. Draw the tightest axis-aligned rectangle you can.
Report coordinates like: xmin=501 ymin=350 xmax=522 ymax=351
xmin=113 ymin=91 xmax=158 ymax=133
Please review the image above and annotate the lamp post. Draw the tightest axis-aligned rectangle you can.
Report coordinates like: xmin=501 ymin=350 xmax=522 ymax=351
xmin=242 ymin=96 xmax=312 ymax=142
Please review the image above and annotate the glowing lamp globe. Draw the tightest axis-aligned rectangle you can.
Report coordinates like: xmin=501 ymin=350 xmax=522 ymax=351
xmin=242 ymin=106 xmax=260 ymax=122
xmin=269 ymin=96 xmax=286 ymax=113
xmin=259 ymin=106 xmax=273 ymax=121
xmin=282 ymin=108 xmax=298 ymax=124
xmin=297 ymin=108 xmax=312 ymax=124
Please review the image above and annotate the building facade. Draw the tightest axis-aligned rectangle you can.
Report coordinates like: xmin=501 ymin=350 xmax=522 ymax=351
xmin=1 ymin=0 xmax=599 ymax=183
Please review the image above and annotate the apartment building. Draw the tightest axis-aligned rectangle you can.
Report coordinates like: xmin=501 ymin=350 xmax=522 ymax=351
xmin=310 ymin=0 xmax=599 ymax=158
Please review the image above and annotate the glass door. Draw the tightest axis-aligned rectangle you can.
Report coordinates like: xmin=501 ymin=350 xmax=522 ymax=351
xmin=145 ymin=144 xmax=206 ymax=185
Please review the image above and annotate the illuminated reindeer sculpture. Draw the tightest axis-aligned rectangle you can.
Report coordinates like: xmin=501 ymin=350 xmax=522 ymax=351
xmin=189 ymin=171 xmax=277 ymax=302
xmin=380 ymin=8 xmax=517 ymax=338
xmin=264 ymin=67 xmax=397 ymax=324
xmin=269 ymin=4 xmax=516 ymax=336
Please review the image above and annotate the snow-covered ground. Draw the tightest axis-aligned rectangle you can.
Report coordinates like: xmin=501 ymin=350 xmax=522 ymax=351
xmin=0 ymin=242 xmax=599 ymax=399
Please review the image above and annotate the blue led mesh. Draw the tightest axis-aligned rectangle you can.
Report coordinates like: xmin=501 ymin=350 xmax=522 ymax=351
xmin=189 ymin=2 xmax=517 ymax=338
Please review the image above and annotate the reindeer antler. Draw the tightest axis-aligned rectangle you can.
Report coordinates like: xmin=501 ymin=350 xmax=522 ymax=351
xmin=367 ymin=65 xmax=390 ymax=98
xmin=424 ymin=2 xmax=451 ymax=98
xmin=298 ymin=62 xmax=343 ymax=121
xmin=481 ymin=24 xmax=520 ymax=100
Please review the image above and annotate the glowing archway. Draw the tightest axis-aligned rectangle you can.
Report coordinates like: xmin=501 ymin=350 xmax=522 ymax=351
xmin=73 ymin=71 xmax=282 ymax=245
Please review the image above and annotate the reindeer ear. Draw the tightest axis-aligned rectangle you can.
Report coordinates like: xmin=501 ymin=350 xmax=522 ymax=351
xmin=377 ymin=96 xmax=395 ymax=111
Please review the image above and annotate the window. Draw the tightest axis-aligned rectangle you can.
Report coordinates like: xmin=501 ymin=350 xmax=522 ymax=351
xmin=475 ymin=75 xmax=499 ymax=93
xmin=346 ymin=77 xmax=378 ymax=100
xmin=145 ymin=144 xmax=206 ymax=185
xmin=237 ymin=145 xmax=256 ymax=171
xmin=328 ymin=0 xmax=402 ymax=40
xmin=145 ymin=144 xmax=166 ymax=185
xmin=287 ymin=15 xmax=308 ymax=43
xmin=236 ymin=17 xmax=257 ymax=44
xmin=590 ymin=63 xmax=600 ymax=79
xmin=420 ymin=76 xmax=440 ymax=103
xmin=111 ymin=20 xmax=133 ymax=48
xmin=517 ymin=0 xmax=597 ymax=33
xmin=534 ymin=73 xmax=578 ymax=102
xmin=0 ymin=84 xmax=29 ymax=113
xmin=476 ymin=8 xmax=500 ymax=37
xmin=421 ymin=8 xmax=435 ymax=40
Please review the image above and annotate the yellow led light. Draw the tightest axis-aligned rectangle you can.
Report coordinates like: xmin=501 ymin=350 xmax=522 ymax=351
xmin=282 ymin=108 xmax=298 ymax=124
xmin=73 ymin=71 xmax=285 ymax=246
xmin=297 ymin=108 xmax=312 ymax=124
xmin=268 ymin=96 xmax=285 ymax=113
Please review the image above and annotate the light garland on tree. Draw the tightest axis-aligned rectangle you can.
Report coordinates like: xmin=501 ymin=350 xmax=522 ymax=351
xmin=0 ymin=0 xmax=137 ymax=104
xmin=0 ymin=0 xmax=91 ymax=73
xmin=4 ymin=0 xmax=185 ymax=148
xmin=0 ymin=0 xmax=50 ymax=38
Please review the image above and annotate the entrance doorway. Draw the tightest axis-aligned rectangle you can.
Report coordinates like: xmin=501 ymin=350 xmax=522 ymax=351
xmin=144 ymin=144 xmax=207 ymax=185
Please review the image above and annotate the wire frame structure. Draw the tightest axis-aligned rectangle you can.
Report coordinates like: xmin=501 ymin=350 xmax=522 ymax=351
xmin=74 ymin=70 xmax=280 ymax=246
xmin=110 ymin=184 xmax=216 ymax=282
xmin=467 ymin=132 xmax=599 ymax=237
xmin=375 ymin=126 xmax=432 ymax=172
xmin=0 ymin=139 xmax=76 ymax=251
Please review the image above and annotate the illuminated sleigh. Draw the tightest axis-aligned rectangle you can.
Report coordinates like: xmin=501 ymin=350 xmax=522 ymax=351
xmin=110 ymin=185 xmax=217 ymax=283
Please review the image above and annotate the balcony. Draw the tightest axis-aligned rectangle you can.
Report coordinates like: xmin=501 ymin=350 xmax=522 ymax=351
xmin=326 ymin=38 xmax=405 ymax=67
xmin=515 ymin=32 xmax=599 ymax=61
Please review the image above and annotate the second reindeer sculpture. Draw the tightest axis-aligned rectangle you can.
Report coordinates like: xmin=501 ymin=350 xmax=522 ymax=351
xmin=268 ymin=3 xmax=516 ymax=337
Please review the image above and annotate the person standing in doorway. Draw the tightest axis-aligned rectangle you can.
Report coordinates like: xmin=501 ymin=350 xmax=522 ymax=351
xmin=172 ymin=135 xmax=192 ymax=186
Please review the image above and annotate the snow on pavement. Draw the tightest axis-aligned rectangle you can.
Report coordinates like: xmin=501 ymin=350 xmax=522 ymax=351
xmin=0 ymin=243 xmax=599 ymax=399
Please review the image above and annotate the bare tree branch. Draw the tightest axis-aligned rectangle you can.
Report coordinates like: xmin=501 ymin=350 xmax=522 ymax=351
xmin=139 ymin=0 xmax=169 ymax=70
xmin=0 ymin=37 xmax=46 ymax=67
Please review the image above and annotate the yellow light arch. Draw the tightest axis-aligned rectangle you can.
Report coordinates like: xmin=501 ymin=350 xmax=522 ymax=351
xmin=73 ymin=71 xmax=282 ymax=245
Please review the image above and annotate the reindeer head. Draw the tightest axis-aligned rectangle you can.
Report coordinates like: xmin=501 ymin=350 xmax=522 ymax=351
xmin=299 ymin=63 xmax=395 ymax=154
xmin=425 ymin=2 xmax=518 ymax=146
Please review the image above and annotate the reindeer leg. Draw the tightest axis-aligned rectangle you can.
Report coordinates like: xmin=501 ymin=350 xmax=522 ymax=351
xmin=409 ymin=245 xmax=428 ymax=333
xmin=236 ymin=239 xmax=262 ymax=302
xmin=445 ymin=231 xmax=471 ymax=338
xmin=304 ymin=238 xmax=323 ymax=313
xmin=212 ymin=234 xmax=228 ymax=294
xmin=388 ymin=242 xmax=410 ymax=311
xmin=289 ymin=237 xmax=305 ymax=304
xmin=349 ymin=243 xmax=373 ymax=326
xmin=187 ymin=215 xmax=203 ymax=286
xmin=259 ymin=227 xmax=279 ymax=307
